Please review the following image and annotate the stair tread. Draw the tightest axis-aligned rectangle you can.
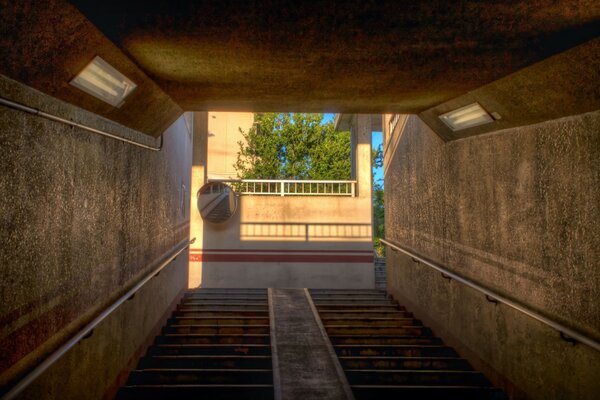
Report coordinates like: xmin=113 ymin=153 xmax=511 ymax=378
xmin=322 ymin=317 xmax=414 ymax=320
xmin=325 ymin=324 xmax=423 ymax=327
xmin=148 ymin=355 xmax=271 ymax=359
xmin=155 ymin=344 xmax=271 ymax=347
xmin=330 ymin=335 xmax=434 ymax=338
xmin=122 ymin=384 xmax=273 ymax=387
xmin=340 ymin=356 xmax=465 ymax=360
xmin=134 ymin=368 xmax=273 ymax=372
xmin=170 ymin=324 xmax=270 ymax=327
xmin=172 ymin=316 xmax=268 ymax=319
xmin=346 ymin=369 xmax=483 ymax=373
xmin=351 ymin=384 xmax=498 ymax=389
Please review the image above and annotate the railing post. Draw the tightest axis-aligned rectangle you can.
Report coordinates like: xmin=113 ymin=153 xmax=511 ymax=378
xmin=351 ymin=182 xmax=355 ymax=197
xmin=280 ymin=181 xmax=285 ymax=196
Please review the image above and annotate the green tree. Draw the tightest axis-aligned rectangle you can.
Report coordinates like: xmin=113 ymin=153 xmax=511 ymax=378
xmin=372 ymin=144 xmax=385 ymax=256
xmin=235 ymin=113 xmax=351 ymax=180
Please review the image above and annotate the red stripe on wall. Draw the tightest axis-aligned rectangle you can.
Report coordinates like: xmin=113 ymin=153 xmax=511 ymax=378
xmin=189 ymin=253 xmax=374 ymax=263
xmin=189 ymin=248 xmax=373 ymax=254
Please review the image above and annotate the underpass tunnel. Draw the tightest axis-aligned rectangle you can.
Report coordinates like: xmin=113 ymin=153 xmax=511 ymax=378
xmin=0 ymin=1 xmax=599 ymax=399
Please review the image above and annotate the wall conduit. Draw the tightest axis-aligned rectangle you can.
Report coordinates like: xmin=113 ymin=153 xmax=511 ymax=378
xmin=0 ymin=97 xmax=162 ymax=151
xmin=381 ymin=238 xmax=600 ymax=353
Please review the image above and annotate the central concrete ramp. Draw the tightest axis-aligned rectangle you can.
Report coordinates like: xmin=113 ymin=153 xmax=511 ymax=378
xmin=269 ymin=288 xmax=354 ymax=400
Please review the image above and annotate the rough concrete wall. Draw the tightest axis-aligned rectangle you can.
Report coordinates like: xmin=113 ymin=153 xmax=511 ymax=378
xmin=0 ymin=74 xmax=192 ymax=394
xmin=384 ymin=112 xmax=600 ymax=399
xmin=16 ymin=256 xmax=187 ymax=400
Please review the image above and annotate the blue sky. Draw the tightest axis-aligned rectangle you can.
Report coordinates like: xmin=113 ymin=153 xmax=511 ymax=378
xmin=322 ymin=113 xmax=383 ymax=186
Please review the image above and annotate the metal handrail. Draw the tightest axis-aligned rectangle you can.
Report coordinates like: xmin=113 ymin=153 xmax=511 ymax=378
xmin=0 ymin=97 xmax=162 ymax=151
xmin=380 ymin=238 xmax=600 ymax=353
xmin=1 ymin=237 xmax=196 ymax=400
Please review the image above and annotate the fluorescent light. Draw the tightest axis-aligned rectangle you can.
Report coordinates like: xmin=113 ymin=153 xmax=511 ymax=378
xmin=70 ymin=56 xmax=137 ymax=107
xmin=439 ymin=103 xmax=494 ymax=131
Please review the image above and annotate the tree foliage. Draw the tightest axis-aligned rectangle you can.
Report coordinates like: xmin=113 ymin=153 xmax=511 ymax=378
xmin=372 ymin=144 xmax=385 ymax=256
xmin=235 ymin=113 xmax=351 ymax=180
xmin=235 ymin=112 xmax=385 ymax=257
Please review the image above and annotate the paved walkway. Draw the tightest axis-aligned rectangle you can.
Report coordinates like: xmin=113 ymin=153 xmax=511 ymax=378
xmin=269 ymin=288 xmax=354 ymax=400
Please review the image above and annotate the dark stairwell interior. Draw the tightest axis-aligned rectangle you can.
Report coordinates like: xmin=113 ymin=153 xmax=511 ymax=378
xmin=1 ymin=1 xmax=599 ymax=400
xmin=116 ymin=289 xmax=273 ymax=400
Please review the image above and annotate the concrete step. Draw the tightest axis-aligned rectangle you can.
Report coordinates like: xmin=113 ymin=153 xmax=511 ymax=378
xmin=330 ymin=335 xmax=443 ymax=345
xmin=184 ymin=289 xmax=267 ymax=297
xmin=339 ymin=356 xmax=471 ymax=371
xmin=127 ymin=369 xmax=273 ymax=385
xmin=335 ymin=345 xmax=457 ymax=358
xmin=174 ymin=309 xmax=269 ymax=317
xmin=321 ymin=317 xmax=421 ymax=326
xmin=156 ymin=334 xmax=271 ymax=345
xmin=316 ymin=304 xmax=403 ymax=311
xmin=312 ymin=298 xmax=397 ymax=304
xmin=139 ymin=355 xmax=272 ymax=369
xmin=149 ymin=344 xmax=272 ymax=356
xmin=345 ymin=370 xmax=489 ymax=386
xmin=177 ymin=304 xmax=269 ymax=311
xmin=186 ymin=288 xmax=267 ymax=293
xmin=325 ymin=325 xmax=432 ymax=336
xmin=116 ymin=384 xmax=274 ymax=400
xmin=168 ymin=316 xmax=270 ymax=325
xmin=351 ymin=385 xmax=506 ymax=400
xmin=310 ymin=288 xmax=506 ymax=398
xmin=184 ymin=294 xmax=268 ymax=300
xmin=180 ymin=300 xmax=269 ymax=306
xmin=165 ymin=325 xmax=270 ymax=335
xmin=311 ymin=293 xmax=390 ymax=299
xmin=319 ymin=310 xmax=414 ymax=318
xmin=127 ymin=368 xmax=273 ymax=385
xmin=310 ymin=289 xmax=387 ymax=294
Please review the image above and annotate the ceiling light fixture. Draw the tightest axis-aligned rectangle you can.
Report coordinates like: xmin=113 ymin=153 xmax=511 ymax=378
xmin=439 ymin=103 xmax=494 ymax=131
xmin=70 ymin=56 xmax=137 ymax=107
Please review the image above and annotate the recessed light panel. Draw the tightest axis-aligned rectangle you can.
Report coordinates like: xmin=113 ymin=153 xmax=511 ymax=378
xmin=70 ymin=56 xmax=137 ymax=107
xmin=439 ymin=103 xmax=494 ymax=131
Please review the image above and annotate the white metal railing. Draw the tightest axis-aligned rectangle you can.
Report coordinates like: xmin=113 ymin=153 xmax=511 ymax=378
xmin=210 ymin=179 xmax=356 ymax=197
xmin=389 ymin=113 xmax=401 ymax=135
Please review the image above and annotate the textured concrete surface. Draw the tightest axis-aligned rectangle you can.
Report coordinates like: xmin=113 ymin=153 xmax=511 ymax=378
xmin=420 ymin=38 xmax=600 ymax=140
xmin=69 ymin=0 xmax=600 ymax=112
xmin=0 ymin=0 xmax=182 ymax=137
xmin=384 ymin=112 xmax=600 ymax=399
xmin=3 ymin=0 xmax=598 ymax=138
xmin=0 ymin=74 xmax=192 ymax=391
xmin=270 ymin=288 xmax=352 ymax=400
xmin=15 ymin=255 xmax=187 ymax=400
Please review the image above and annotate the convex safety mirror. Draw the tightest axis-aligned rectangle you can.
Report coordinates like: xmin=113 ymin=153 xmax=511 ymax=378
xmin=197 ymin=182 xmax=237 ymax=224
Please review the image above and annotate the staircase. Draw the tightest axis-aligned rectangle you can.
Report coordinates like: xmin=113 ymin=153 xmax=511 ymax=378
xmin=373 ymin=256 xmax=386 ymax=290
xmin=116 ymin=288 xmax=274 ymax=400
xmin=309 ymin=289 xmax=506 ymax=400
xmin=115 ymin=288 xmax=506 ymax=399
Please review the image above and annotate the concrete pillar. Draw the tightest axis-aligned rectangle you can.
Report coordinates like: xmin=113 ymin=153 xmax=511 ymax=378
xmin=351 ymin=115 xmax=372 ymax=198
xmin=189 ymin=112 xmax=208 ymax=288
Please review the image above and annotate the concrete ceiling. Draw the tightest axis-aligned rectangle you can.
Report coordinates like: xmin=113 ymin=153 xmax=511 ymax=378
xmin=70 ymin=0 xmax=600 ymax=113
xmin=0 ymin=1 xmax=182 ymax=137
xmin=0 ymin=1 xmax=598 ymax=138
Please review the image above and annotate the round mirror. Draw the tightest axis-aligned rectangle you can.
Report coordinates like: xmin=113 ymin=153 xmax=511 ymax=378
xmin=197 ymin=182 xmax=238 ymax=224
